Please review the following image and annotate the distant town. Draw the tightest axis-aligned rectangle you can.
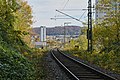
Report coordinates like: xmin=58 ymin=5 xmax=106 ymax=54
xmin=31 ymin=26 xmax=85 ymax=48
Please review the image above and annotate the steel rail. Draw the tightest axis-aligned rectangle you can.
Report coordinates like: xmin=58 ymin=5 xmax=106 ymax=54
xmin=51 ymin=49 xmax=79 ymax=80
xmin=57 ymin=49 xmax=117 ymax=80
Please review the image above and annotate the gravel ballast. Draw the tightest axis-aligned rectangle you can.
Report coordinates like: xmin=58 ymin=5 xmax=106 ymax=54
xmin=43 ymin=52 xmax=70 ymax=80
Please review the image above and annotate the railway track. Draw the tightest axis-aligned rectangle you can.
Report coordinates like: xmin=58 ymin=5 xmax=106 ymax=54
xmin=51 ymin=49 xmax=117 ymax=80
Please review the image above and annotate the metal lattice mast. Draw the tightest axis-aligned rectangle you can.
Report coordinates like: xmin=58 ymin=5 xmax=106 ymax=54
xmin=87 ymin=0 xmax=92 ymax=52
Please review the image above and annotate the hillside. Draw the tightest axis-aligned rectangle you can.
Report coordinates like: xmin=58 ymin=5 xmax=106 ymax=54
xmin=32 ymin=26 xmax=82 ymax=36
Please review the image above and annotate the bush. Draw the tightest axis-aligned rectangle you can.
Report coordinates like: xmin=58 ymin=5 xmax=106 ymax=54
xmin=0 ymin=44 xmax=35 ymax=80
xmin=27 ymin=48 xmax=48 ymax=80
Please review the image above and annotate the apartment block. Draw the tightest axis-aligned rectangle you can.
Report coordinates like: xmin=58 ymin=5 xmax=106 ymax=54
xmin=95 ymin=0 xmax=120 ymax=24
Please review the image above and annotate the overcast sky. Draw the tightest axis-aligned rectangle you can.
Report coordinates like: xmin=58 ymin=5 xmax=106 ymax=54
xmin=27 ymin=0 xmax=95 ymax=27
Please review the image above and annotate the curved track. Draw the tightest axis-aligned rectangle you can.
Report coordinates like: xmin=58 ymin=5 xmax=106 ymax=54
xmin=51 ymin=49 xmax=117 ymax=80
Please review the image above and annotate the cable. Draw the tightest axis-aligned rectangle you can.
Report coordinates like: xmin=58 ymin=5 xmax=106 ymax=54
xmin=59 ymin=9 xmax=86 ymax=11
xmin=79 ymin=10 xmax=87 ymax=20
xmin=62 ymin=0 xmax=70 ymax=10
xmin=56 ymin=9 xmax=83 ymax=23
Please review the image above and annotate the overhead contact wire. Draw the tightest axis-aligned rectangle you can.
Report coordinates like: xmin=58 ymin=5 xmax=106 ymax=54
xmin=62 ymin=0 xmax=70 ymax=10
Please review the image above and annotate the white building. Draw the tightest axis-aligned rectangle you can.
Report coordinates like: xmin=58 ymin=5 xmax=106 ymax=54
xmin=95 ymin=0 xmax=109 ymax=23
xmin=35 ymin=26 xmax=47 ymax=48
xmin=95 ymin=0 xmax=120 ymax=24
xmin=40 ymin=26 xmax=46 ymax=42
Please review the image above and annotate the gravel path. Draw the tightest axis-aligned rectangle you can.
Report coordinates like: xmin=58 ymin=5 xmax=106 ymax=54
xmin=43 ymin=52 xmax=70 ymax=80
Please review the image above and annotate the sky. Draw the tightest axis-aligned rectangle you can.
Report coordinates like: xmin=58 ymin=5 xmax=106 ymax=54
xmin=27 ymin=0 xmax=95 ymax=27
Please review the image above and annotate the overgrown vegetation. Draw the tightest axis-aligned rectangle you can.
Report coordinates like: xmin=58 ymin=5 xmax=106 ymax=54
xmin=27 ymin=49 xmax=48 ymax=80
xmin=64 ymin=0 xmax=120 ymax=74
xmin=0 ymin=41 xmax=35 ymax=80
xmin=0 ymin=0 xmax=36 ymax=79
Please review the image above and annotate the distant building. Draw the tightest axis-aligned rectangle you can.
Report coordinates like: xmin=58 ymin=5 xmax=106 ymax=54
xmin=31 ymin=26 xmax=47 ymax=48
xmin=95 ymin=0 xmax=120 ymax=24
xmin=40 ymin=26 xmax=46 ymax=42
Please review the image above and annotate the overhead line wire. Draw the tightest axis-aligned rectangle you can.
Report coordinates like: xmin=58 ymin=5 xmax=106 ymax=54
xmin=79 ymin=10 xmax=87 ymax=20
xmin=62 ymin=0 xmax=70 ymax=10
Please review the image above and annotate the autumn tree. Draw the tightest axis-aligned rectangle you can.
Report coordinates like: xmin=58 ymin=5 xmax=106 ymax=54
xmin=0 ymin=0 xmax=35 ymax=79
xmin=14 ymin=0 xmax=33 ymax=46
xmin=93 ymin=0 xmax=120 ymax=53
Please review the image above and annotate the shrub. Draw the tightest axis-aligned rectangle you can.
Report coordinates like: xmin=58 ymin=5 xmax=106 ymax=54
xmin=0 ymin=44 xmax=35 ymax=80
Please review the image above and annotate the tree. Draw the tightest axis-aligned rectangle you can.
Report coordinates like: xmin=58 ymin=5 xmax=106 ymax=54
xmin=93 ymin=0 xmax=120 ymax=53
xmin=0 ymin=0 xmax=18 ymax=44
xmin=0 ymin=0 xmax=35 ymax=79
xmin=14 ymin=0 xmax=33 ymax=46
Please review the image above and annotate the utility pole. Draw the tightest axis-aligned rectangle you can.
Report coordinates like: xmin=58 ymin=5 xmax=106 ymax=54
xmin=53 ymin=8 xmax=93 ymax=50
xmin=64 ymin=22 xmax=71 ymax=48
xmin=87 ymin=0 xmax=92 ymax=53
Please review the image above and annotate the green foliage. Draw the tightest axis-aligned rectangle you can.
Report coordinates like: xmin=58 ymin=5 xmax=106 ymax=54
xmin=93 ymin=0 xmax=120 ymax=53
xmin=65 ymin=0 xmax=120 ymax=74
xmin=0 ymin=41 xmax=35 ymax=80
xmin=0 ymin=0 xmax=35 ymax=79
xmin=14 ymin=0 xmax=33 ymax=45
xmin=27 ymin=48 xmax=48 ymax=80
xmin=66 ymin=49 xmax=120 ymax=73
xmin=77 ymin=35 xmax=87 ymax=50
